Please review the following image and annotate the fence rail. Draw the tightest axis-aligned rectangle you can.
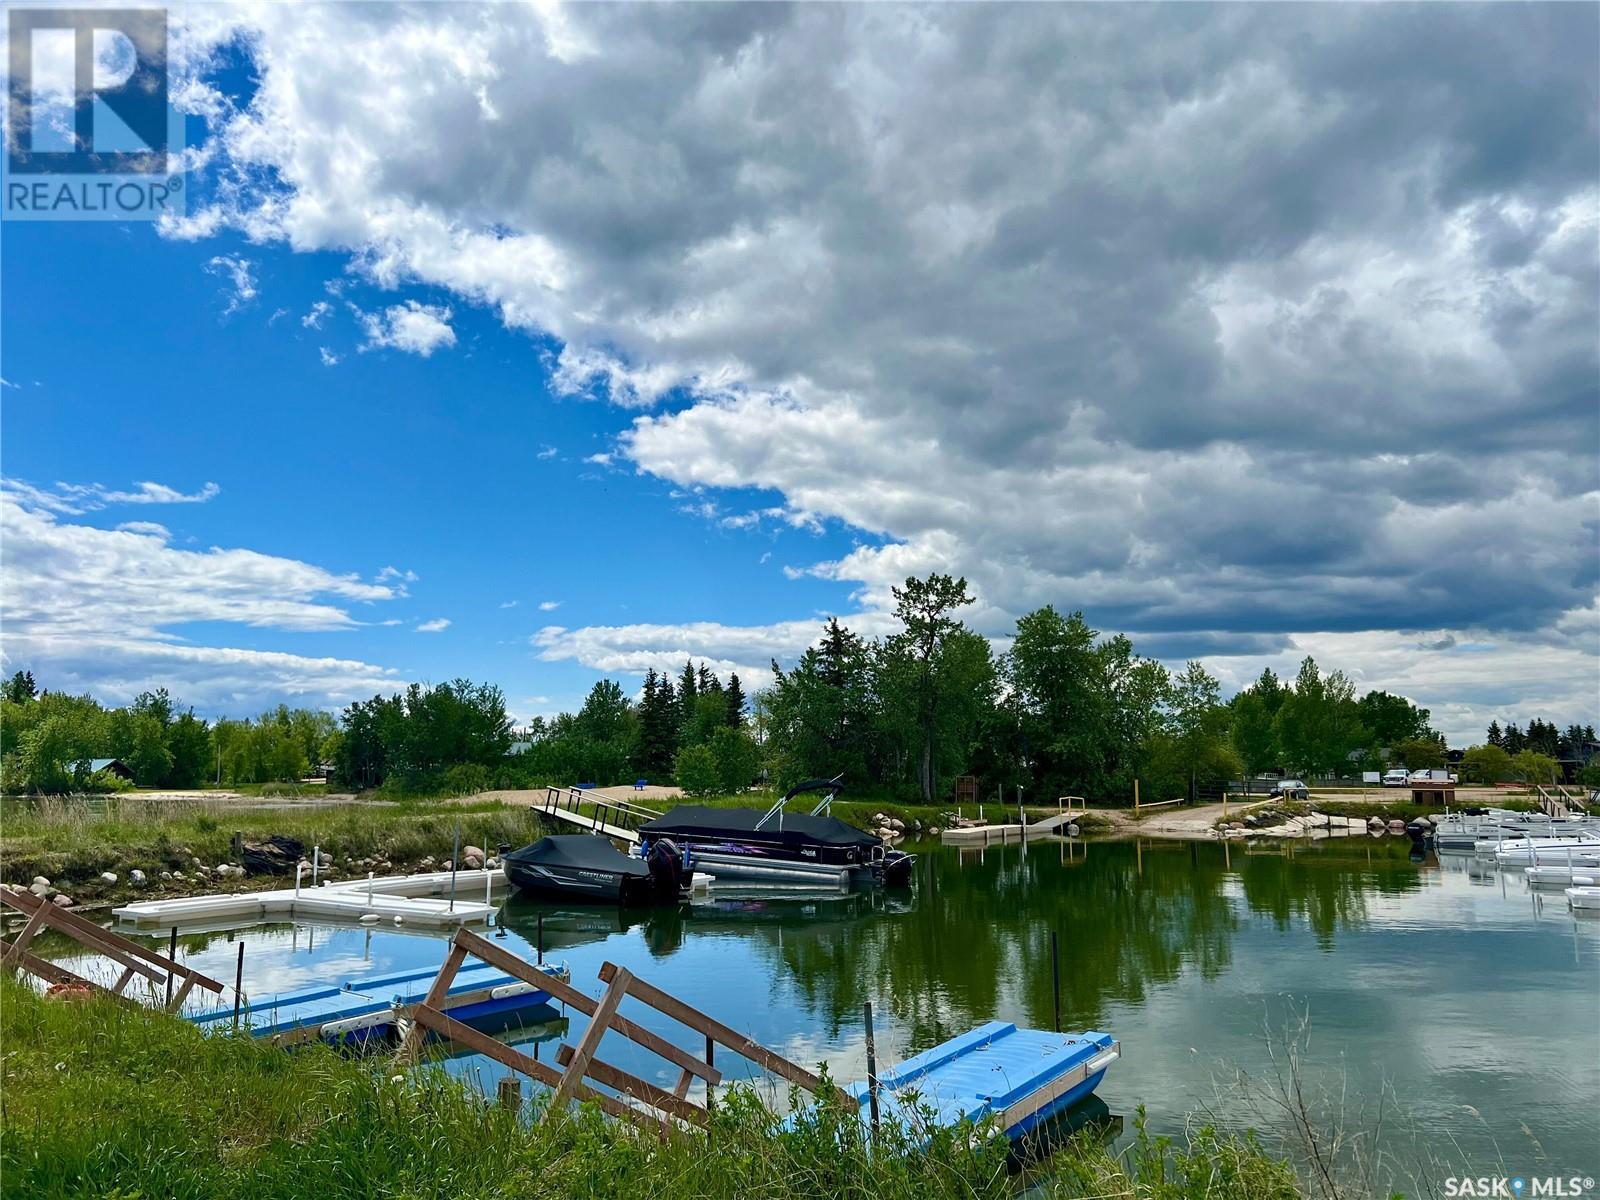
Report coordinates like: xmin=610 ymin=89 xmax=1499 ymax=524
xmin=400 ymin=927 xmax=849 ymax=1137
xmin=0 ymin=887 xmax=225 ymax=1012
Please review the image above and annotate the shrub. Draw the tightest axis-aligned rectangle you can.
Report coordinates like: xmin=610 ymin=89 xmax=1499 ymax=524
xmin=675 ymin=744 xmax=721 ymax=797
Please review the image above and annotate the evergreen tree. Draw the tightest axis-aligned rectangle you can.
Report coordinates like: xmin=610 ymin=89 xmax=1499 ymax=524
xmin=1502 ymin=722 xmax=1525 ymax=754
xmin=3 ymin=671 xmax=37 ymax=704
xmin=1486 ymin=720 xmax=1503 ymax=747
xmin=634 ymin=669 xmax=678 ymax=779
xmin=724 ymin=673 xmax=747 ymax=727
xmin=677 ymin=660 xmax=699 ymax=736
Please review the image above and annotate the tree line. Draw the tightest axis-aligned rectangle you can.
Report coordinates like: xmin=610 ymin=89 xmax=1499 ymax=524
xmin=0 ymin=674 xmax=337 ymax=793
xmin=4 ymin=572 xmax=1596 ymax=798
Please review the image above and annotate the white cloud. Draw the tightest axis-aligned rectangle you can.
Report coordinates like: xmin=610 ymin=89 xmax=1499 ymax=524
xmin=6 ymin=478 xmax=220 ymax=516
xmin=376 ymin=566 xmax=418 ymax=584
xmin=203 ymin=254 xmax=257 ymax=315
xmin=537 ymin=600 xmax=561 ymax=612
xmin=0 ymin=483 xmax=405 ymax=713
xmin=416 ymin=617 xmax=451 ymax=633
xmin=114 ymin=521 xmax=171 ymax=540
xmin=160 ymin=4 xmax=1597 ymax=726
xmin=302 ymin=299 xmax=332 ymax=328
xmin=499 ymin=599 xmax=520 ymax=609
xmin=536 ymin=445 xmax=558 ymax=460
xmin=319 ymin=347 xmax=340 ymax=366
xmin=358 ymin=300 xmax=456 ymax=357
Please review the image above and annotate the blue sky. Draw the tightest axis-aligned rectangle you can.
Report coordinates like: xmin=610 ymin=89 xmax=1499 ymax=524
xmin=2 ymin=3 xmax=1596 ymax=744
xmin=2 ymin=220 xmax=875 ymax=723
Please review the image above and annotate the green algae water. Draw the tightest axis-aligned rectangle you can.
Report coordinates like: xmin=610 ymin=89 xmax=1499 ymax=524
xmin=71 ymin=837 xmax=1600 ymax=1195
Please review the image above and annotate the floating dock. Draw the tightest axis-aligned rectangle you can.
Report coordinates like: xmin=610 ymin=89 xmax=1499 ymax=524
xmin=113 ymin=868 xmax=508 ymax=930
xmin=189 ymin=956 xmax=569 ymax=1046
xmin=846 ymin=1021 xmax=1119 ymax=1141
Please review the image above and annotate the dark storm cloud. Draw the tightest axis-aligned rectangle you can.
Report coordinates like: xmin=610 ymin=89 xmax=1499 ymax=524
xmin=168 ymin=1 xmax=1598 ymax=731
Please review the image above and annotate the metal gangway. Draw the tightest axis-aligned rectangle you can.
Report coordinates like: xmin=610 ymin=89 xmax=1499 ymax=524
xmin=537 ymin=786 xmax=663 ymax=845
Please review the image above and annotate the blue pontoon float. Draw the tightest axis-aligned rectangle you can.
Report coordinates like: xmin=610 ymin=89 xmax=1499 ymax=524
xmin=189 ymin=957 xmax=569 ymax=1047
xmin=847 ymin=1021 xmax=1119 ymax=1142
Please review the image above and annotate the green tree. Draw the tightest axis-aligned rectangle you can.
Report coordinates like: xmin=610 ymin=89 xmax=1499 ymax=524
xmin=1355 ymin=690 xmax=1434 ymax=747
xmin=1510 ymin=749 xmax=1559 ymax=788
xmin=1391 ymin=737 xmax=1446 ymax=770
xmin=674 ymin=743 xmax=720 ymax=798
xmin=1273 ymin=657 xmax=1363 ymax=778
xmin=165 ymin=710 xmax=215 ymax=788
xmin=1230 ymin=673 xmax=1282 ymax=780
xmin=1461 ymin=744 xmax=1513 ymax=784
xmin=1167 ymin=660 xmax=1239 ymax=802
xmin=886 ymin=574 xmax=976 ymax=801
xmin=877 ymin=620 xmax=996 ymax=801
xmin=761 ymin=618 xmax=876 ymax=788
xmin=3 ymin=671 xmax=37 ymax=704
xmin=709 ymin=726 xmax=759 ymax=794
xmin=724 ymin=673 xmax=747 ymax=727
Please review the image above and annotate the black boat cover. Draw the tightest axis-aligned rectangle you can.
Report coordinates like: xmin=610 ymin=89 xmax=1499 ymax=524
xmin=641 ymin=806 xmax=879 ymax=850
xmin=506 ymin=835 xmax=650 ymax=876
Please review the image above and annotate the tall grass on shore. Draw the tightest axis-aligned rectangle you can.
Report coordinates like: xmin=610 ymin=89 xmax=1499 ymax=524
xmin=0 ymin=794 xmax=541 ymax=888
xmin=0 ymin=979 xmax=1303 ymax=1199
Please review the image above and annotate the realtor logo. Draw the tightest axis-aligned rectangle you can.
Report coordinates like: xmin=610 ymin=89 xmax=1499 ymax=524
xmin=4 ymin=8 xmax=185 ymax=219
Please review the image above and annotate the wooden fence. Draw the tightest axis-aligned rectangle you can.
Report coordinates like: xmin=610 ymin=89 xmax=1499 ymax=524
xmin=0 ymin=887 xmax=224 ymax=1011
xmin=399 ymin=927 xmax=850 ymax=1136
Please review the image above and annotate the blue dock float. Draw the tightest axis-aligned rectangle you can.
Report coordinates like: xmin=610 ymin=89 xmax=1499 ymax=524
xmin=847 ymin=1021 xmax=1119 ymax=1142
xmin=189 ymin=957 xmax=570 ymax=1047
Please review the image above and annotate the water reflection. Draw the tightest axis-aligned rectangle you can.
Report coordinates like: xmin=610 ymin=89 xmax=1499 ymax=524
xmin=48 ymin=836 xmax=1599 ymax=1182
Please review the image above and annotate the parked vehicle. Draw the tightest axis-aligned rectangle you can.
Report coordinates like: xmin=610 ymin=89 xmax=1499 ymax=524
xmin=1382 ymin=769 xmax=1411 ymax=787
xmin=1270 ymin=778 xmax=1309 ymax=800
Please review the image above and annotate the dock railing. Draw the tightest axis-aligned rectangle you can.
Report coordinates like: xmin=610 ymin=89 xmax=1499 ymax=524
xmin=538 ymin=785 xmax=663 ymax=842
xmin=0 ymin=886 xmax=225 ymax=1012
xmin=400 ymin=927 xmax=851 ymax=1137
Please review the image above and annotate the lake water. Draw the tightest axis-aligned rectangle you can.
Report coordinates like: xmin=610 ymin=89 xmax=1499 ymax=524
xmin=72 ymin=836 xmax=1600 ymax=1194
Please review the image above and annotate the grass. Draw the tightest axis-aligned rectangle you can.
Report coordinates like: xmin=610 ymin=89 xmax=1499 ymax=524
xmin=0 ymin=978 xmax=1304 ymax=1199
xmin=0 ymin=794 xmax=541 ymax=899
xmin=0 ymin=789 xmax=1124 ymax=904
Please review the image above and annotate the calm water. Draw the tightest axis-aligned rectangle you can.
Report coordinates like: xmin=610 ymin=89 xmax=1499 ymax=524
xmin=71 ymin=837 xmax=1600 ymax=1192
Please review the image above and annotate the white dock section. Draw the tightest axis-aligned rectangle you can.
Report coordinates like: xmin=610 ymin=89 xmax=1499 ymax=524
xmin=113 ymin=868 xmax=509 ymax=930
xmin=941 ymin=811 xmax=1082 ymax=844
xmin=536 ymin=785 xmax=661 ymax=845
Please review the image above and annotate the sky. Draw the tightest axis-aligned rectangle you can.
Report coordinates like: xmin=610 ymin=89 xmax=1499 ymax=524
xmin=2 ymin=2 xmax=1597 ymax=746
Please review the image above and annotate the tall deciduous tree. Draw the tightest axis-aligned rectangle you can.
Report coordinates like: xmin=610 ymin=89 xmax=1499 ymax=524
xmin=1273 ymin=657 xmax=1363 ymax=778
xmin=884 ymin=574 xmax=987 ymax=802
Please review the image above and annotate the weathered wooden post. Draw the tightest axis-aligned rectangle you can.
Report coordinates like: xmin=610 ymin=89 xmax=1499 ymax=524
xmin=1133 ymin=778 xmax=1141 ymax=813
xmin=1050 ymin=931 xmax=1061 ymax=1033
xmin=450 ymin=822 xmax=461 ymax=913
xmin=231 ymin=831 xmax=244 ymax=861
xmin=536 ymin=914 xmax=544 ymax=964
xmin=166 ymin=927 xmax=178 ymax=1005
xmin=232 ymin=941 xmax=245 ymax=1030
xmin=863 ymin=1001 xmax=881 ymax=1134
xmin=497 ymin=1075 xmax=522 ymax=1110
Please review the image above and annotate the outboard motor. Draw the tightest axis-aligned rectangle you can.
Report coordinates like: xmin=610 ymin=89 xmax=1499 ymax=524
xmin=646 ymin=837 xmax=686 ymax=899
